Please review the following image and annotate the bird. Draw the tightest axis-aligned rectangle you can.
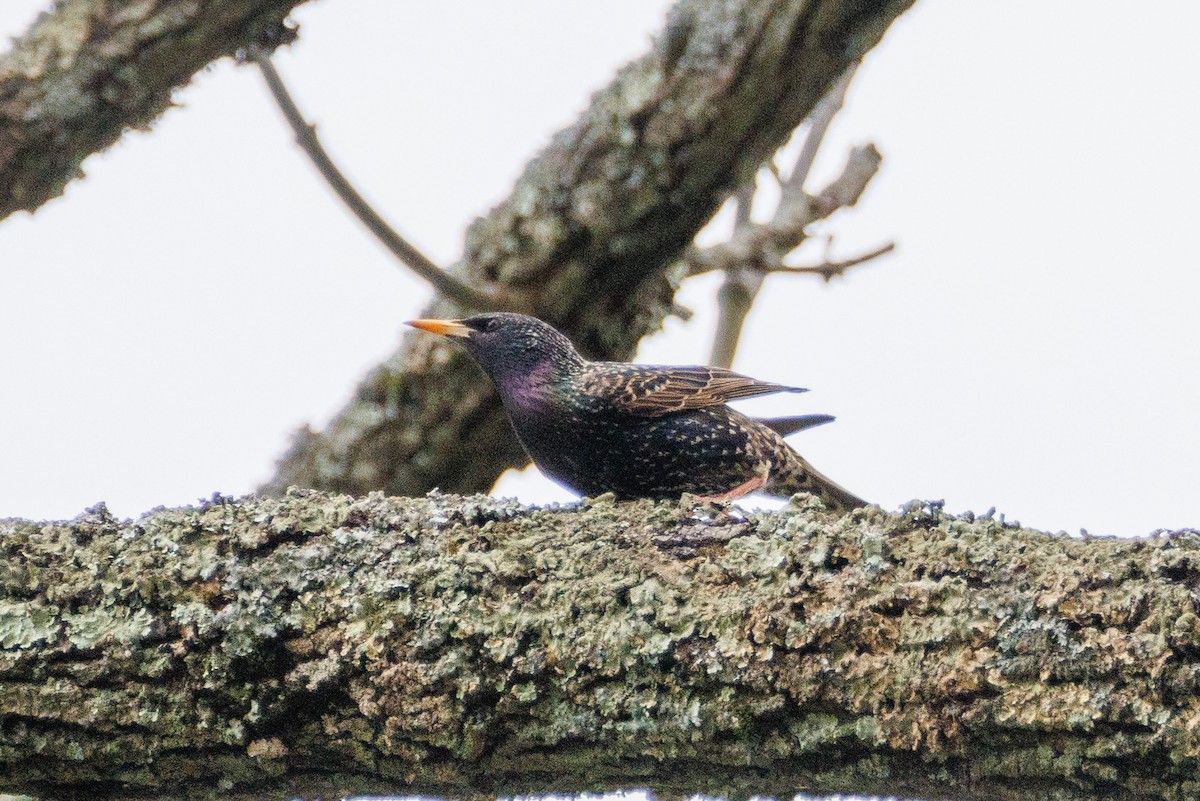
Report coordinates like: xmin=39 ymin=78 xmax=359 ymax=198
xmin=406 ymin=312 xmax=866 ymax=511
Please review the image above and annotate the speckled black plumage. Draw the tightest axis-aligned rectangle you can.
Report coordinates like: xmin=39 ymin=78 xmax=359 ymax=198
xmin=407 ymin=313 xmax=866 ymax=510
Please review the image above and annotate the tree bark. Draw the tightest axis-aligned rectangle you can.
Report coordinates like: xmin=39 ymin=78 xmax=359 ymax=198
xmin=0 ymin=0 xmax=310 ymax=219
xmin=261 ymin=0 xmax=915 ymax=499
xmin=2 ymin=494 xmax=1198 ymax=801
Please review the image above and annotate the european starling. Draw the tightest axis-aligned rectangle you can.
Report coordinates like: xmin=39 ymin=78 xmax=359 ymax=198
xmin=406 ymin=313 xmax=866 ymax=510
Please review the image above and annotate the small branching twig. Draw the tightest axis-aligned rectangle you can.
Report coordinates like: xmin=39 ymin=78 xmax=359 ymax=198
xmin=772 ymin=241 xmax=895 ymax=281
xmin=701 ymin=65 xmax=882 ymax=367
xmin=686 ymin=144 xmax=885 ymax=280
xmin=252 ymin=50 xmax=517 ymax=312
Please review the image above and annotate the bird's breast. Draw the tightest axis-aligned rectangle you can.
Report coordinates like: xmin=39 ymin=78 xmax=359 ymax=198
xmin=504 ymin=403 xmax=767 ymax=499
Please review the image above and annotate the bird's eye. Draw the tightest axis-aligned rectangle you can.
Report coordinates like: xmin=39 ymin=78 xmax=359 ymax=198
xmin=471 ymin=317 xmax=498 ymax=333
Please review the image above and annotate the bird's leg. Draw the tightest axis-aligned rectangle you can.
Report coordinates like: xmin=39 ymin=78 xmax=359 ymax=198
xmin=697 ymin=473 xmax=768 ymax=503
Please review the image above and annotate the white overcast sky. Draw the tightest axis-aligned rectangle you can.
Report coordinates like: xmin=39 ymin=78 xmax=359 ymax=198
xmin=1 ymin=1 xmax=1197 ymax=538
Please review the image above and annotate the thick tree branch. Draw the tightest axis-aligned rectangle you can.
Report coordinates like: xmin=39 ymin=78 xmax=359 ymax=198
xmin=2 ymin=493 xmax=1199 ymax=801
xmin=0 ymin=0 xmax=310 ymax=219
xmin=265 ymin=0 xmax=917 ymax=499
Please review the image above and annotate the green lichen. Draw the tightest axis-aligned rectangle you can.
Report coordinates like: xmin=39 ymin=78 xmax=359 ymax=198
xmin=1 ymin=490 xmax=1199 ymax=801
xmin=0 ymin=601 xmax=59 ymax=648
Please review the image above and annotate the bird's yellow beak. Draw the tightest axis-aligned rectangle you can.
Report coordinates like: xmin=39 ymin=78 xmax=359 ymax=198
xmin=405 ymin=318 xmax=473 ymax=338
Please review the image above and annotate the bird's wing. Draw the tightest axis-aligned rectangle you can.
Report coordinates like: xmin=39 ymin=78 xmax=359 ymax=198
xmin=584 ymin=364 xmax=806 ymax=416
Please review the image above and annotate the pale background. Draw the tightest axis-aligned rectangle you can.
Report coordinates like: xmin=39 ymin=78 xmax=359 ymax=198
xmin=2 ymin=1 xmax=1197 ymax=539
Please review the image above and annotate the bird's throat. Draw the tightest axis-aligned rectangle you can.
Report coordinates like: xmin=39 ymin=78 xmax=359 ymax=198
xmin=495 ymin=359 xmax=566 ymax=416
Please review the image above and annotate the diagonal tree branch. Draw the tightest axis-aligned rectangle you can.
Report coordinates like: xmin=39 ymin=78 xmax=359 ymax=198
xmin=264 ymin=0 xmax=918 ymax=499
xmin=0 ymin=0 xmax=311 ymax=220
xmin=251 ymin=50 xmax=522 ymax=313
xmin=2 ymin=493 xmax=1198 ymax=801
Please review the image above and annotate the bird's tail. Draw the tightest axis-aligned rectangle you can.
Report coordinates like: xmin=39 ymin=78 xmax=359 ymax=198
xmin=766 ymin=445 xmax=867 ymax=512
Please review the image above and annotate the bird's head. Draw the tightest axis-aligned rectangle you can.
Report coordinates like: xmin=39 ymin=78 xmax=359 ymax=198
xmin=406 ymin=313 xmax=585 ymax=398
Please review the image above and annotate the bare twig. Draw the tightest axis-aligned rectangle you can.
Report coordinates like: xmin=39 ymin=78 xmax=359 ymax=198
xmin=670 ymin=303 xmax=696 ymax=322
xmin=710 ymin=184 xmax=763 ymax=367
xmin=706 ymin=65 xmax=866 ymax=367
xmin=685 ymin=143 xmax=883 ymax=279
xmin=784 ymin=63 xmax=859 ymax=192
xmin=252 ymin=50 xmax=514 ymax=312
xmin=771 ymin=241 xmax=895 ymax=280
xmin=733 ymin=183 xmax=756 ymax=229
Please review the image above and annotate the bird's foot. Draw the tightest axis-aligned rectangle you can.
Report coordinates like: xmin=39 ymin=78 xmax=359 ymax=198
xmin=696 ymin=474 xmax=767 ymax=503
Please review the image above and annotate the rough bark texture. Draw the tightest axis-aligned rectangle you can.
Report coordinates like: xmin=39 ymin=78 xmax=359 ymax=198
xmin=0 ymin=0 xmax=309 ymax=220
xmin=2 ymin=493 xmax=1199 ymax=801
xmin=262 ymin=0 xmax=915 ymax=499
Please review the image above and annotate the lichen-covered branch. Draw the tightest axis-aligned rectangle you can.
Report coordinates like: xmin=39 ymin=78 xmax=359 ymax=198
xmin=2 ymin=493 xmax=1199 ymax=801
xmin=0 ymin=0 xmax=310 ymax=219
xmin=263 ymin=0 xmax=917 ymax=499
